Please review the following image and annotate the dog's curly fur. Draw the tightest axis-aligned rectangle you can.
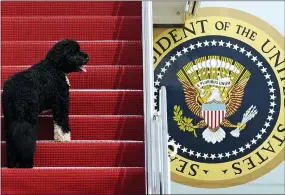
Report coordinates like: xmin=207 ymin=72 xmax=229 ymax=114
xmin=2 ymin=39 xmax=89 ymax=168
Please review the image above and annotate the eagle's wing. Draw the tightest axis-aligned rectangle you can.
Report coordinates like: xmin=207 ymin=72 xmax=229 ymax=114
xmin=181 ymin=81 xmax=202 ymax=117
xmin=226 ymin=78 xmax=249 ymax=117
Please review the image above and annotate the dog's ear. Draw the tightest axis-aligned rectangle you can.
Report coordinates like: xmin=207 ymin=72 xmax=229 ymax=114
xmin=46 ymin=46 xmax=62 ymax=63
xmin=45 ymin=39 xmax=88 ymax=73
xmin=45 ymin=40 xmax=72 ymax=67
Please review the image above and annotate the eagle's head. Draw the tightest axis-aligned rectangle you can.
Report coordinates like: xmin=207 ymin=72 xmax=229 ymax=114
xmin=210 ymin=87 xmax=220 ymax=94
xmin=207 ymin=87 xmax=223 ymax=103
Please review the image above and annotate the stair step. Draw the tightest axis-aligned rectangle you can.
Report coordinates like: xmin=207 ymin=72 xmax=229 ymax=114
xmin=1 ymin=2 xmax=141 ymax=16
xmin=1 ymin=141 xmax=144 ymax=167
xmin=1 ymin=90 xmax=143 ymax=115
xmin=1 ymin=66 xmax=143 ymax=89
xmin=1 ymin=41 xmax=142 ymax=66
xmin=1 ymin=115 xmax=144 ymax=141
xmin=2 ymin=16 xmax=141 ymax=41
xmin=1 ymin=167 xmax=145 ymax=194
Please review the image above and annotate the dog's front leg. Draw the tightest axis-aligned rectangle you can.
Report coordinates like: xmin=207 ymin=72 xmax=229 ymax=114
xmin=52 ymin=94 xmax=71 ymax=142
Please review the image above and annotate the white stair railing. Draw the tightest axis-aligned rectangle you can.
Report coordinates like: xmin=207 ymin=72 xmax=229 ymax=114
xmin=152 ymin=86 xmax=170 ymax=195
xmin=142 ymin=1 xmax=171 ymax=194
xmin=159 ymin=86 xmax=171 ymax=194
xmin=142 ymin=1 xmax=155 ymax=194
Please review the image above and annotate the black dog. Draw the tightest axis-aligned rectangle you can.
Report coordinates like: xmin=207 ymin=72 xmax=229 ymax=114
xmin=2 ymin=39 xmax=89 ymax=168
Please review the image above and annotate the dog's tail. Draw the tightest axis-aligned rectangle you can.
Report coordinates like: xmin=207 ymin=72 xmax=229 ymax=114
xmin=6 ymin=120 xmax=36 ymax=161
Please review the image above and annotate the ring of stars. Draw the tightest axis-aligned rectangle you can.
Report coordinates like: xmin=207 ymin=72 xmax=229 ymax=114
xmin=154 ymin=38 xmax=277 ymax=161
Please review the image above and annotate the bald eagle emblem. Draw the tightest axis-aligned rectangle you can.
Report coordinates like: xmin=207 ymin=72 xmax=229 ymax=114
xmin=174 ymin=57 xmax=258 ymax=144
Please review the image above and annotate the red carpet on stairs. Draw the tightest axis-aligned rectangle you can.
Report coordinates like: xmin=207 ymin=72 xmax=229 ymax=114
xmin=1 ymin=90 xmax=143 ymax=115
xmin=1 ymin=141 xmax=144 ymax=167
xmin=1 ymin=65 xmax=143 ymax=89
xmin=1 ymin=1 xmax=142 ymax=16
xmin=1 ymin=1 xmax=145 ymax=194
xmin=1 ymin=115 xmax=144 ymax=141
xmin=2 ymin=168 xmax=145 ymax=195
xmin=2 ymin=16 xmax=142 ymax=41
xmin=2 ymin=41 xmax=142 ymax=66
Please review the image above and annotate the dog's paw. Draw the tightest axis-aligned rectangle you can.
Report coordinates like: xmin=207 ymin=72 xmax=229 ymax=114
xmin=54 ymin=123 xmax=71 ymax=142
xmin=54 ymin=132 xmax=71 ymax=142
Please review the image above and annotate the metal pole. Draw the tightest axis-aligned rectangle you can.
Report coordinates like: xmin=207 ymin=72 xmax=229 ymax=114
xmin=154 ymin=114 xmax=160 ymax=194
xmin=160 ymin=86 xmax=171 ymax=194
xmin=142 ymin=1 xmax=154 ymax=194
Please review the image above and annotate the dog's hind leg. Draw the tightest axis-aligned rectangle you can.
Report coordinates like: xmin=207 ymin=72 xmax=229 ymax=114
xmin=4 ymin=117 xmax=18 ymax=168
xmin=18 ymin=123 xmax=36 ymax=168
xmin=18 ymin=149 xmax=35 ymax=168
xmin=7 ymin=120 xmax=37 ymax=168
xmin=52 ymin=93 xmax=71 ymax=142
xmin=6 ymin=143 xmax=18 ymax=168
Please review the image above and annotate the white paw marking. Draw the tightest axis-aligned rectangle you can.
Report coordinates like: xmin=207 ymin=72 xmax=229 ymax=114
xmin=54 ymin=122 xmax=71 ymax=142
xmin=65 ymin=75 xmax=70 ymax=86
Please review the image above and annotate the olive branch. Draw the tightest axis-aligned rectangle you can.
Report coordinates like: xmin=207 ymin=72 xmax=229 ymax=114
xmin=173 ymin=105 xmax=197 ymax=137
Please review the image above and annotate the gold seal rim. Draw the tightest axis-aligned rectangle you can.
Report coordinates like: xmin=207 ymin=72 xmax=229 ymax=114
xmin=153 ymin=7 xmax=285 ymax=188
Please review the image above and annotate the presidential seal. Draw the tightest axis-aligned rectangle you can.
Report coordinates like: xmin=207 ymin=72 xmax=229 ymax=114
xmin=153 ymin=8 xmax=284 ymax=188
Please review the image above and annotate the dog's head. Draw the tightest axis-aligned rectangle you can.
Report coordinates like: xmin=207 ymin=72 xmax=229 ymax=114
xmin=46 ymin=39 xmax=89 ymax=73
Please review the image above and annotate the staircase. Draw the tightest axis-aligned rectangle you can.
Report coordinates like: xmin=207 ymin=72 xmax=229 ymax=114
xmin=1 ymin=1 xmax=145 ymax=194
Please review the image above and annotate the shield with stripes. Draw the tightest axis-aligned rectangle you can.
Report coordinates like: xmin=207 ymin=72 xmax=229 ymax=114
xmin=201 ymin=103 xmax=226 ymax=129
